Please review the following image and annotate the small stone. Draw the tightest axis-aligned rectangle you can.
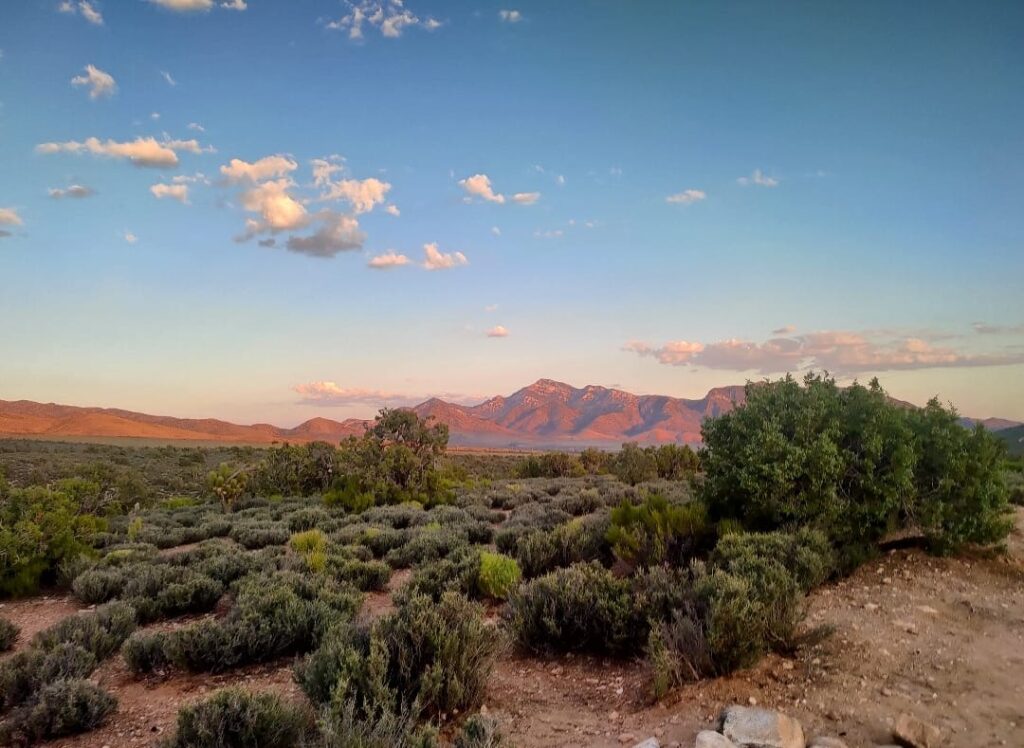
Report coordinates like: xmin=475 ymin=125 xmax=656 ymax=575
xmin=695 ymin=731 xmax=737 ymax=748
xmin=618 ymin=733 xmax=636 ymax=744
xmin=632 ymin=739 xmax=660 ymax=748
xmin=748 ymin=697 xmax=758 ymax=706
xmin=893 ymin=712 xmax=941 ymax=747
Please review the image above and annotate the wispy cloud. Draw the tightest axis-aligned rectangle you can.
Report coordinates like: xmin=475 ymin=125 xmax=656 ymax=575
xmin=486 ymin=325 xmax=509 ymax=338
xmin=49 ymin=184 xmax=96 ymax=199
xmin=160 ymin=70 xmax=177 ymax=86
xmin=498 ymin=9 xmax=522 ymax=23
xmin=511 ymin=191 xmax=540 ymax=205
xmin=59 ymin=1 xmax=103 ymax=25
xmin=37 ymin=136 xmax=208 ymax=168
xmin=293 ymin=381 xmax=483 ymax=407
xmin=123 ymin=230 xmax=138 ymax=244
xmin=737 ymin=169 xmax=779 ymax=187
xmin=326 ymin=1 xmax=442 ymax=40
xmin=148 ymin=0 xmax=213 ymax=11
xmin=972 ymin=321 xmax=1024 ymax=335
xmin=665 ymin=189 xmax=706 ymax=205
xmin=71 ymin=65 xmax=116 ymax=99
xmin=772 ymin=324 xmax=796 ymax=335
xmin=625 ymin=329 xmax=1024 ymax=374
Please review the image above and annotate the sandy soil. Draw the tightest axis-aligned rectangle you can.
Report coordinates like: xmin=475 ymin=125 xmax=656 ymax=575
xmin=4 ymin=508 xmax=1020 ymax=747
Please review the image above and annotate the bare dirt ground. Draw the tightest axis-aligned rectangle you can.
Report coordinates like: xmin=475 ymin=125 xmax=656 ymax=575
xmin=3 ymin=508 xmax=1020 ymax=747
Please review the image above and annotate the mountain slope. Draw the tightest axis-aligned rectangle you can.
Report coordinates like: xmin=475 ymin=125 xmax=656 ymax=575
xmin=0 ymin=380 xmax=1015 ymax=448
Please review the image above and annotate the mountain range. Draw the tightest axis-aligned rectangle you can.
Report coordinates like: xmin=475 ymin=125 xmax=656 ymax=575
xmin=0 ymin=379 xmax=1018 ymax=448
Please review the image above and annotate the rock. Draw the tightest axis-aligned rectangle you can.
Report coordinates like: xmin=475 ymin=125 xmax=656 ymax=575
xmin=719 ymin=706 xmax=805 ymax=748
xmin=619 ymin=734 xmax=636 ymax=744
xmin=632 ymin=739 xmax=660 ymax=748
xmin=696 ymin=731 xmax=737 ymax=748
xmin=809 ymin=738 xmax=848 ymax=748
xmin=893 ymin=713 xmax=941 ymax=747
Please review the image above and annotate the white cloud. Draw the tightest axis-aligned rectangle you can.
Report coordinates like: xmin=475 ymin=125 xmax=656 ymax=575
xmin=459 ymin=173 xmax=505 ymax=204
xmin=123 ymin=230 xmax=138 ymax=244
xmin=36 ymin=136 xmax=203 ymax=168
xmin=491 ymin=226 xmax=501 ymax=236
xmin=499 ymin=9 xmax=522 ymax=23
xmin=148 ymin=0 xmax=214 ymax=11
xmin=367 ymin=250 xmax=410 ymax=269
xmin=486 ymin=325 xmax=509 ymax=338
xmin=221 ymin=0 xmax=246 ymax=9
xmin=238 ymin=178 xmax=308 ymax=232
xmin=293 ymin=381 xmax=406 ymax=405
xmin=665 ymin=188 xmax=706 ymax=205
xmin=0 ymin=208 xmax=23 ymax=226
xmin=484 ymin=304 xmax=498 ymax=312
xmin=187 ymin=122 xmax=205 ymax=132
xmin=71 ymin=64 xmax=116 ymax=99
xmin=327 ymin=1 xmax=442 ymax=40
xmin=319 ymin=176 xmax=391 ymax=214
xmin=160 ymin=70 xmax=177 ymax=86
xmin=220 ymin=155 xmax=298 ymax=183
xmin=150 ymin=183 xmax=190 ymax=203
xmin=60 ymin=1 xmax=104 ymax=25
xmin=151 ymin=112 xmax=161 ymax=120
xmin=511 ymin=191 xmax=540 ymax=205
xmin=422 ymin=242 xmax=468 ymax=270
xmin=48 ymin=184 xmax=95 ymax=199
xmin=772 ymin=324 xmax=796 ymax=335
xmin=972 ymin=321 xmax=1024 ymax=335
xmin=385 ymin=204 xmax=400 ymax=216
xmin=737 ymin=169 xmax=779 ymax=187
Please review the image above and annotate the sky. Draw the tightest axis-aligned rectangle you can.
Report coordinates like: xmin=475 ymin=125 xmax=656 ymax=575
xmin=1 ymin=0 xmax=1023 ymax=426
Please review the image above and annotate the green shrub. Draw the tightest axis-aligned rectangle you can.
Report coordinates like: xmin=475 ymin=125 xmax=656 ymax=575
xmin=230 ymin=522 xmax=290 ymax=550
xmin=511 ymin=515 xmax=609 ymax=578
xmin=166 ymin=688 xmax=313 ymax=748
xmin=606 ymin=494 xmax=709 ymax=570
xmin=0 ymin=617 xmax=19 ymax=651
xmin=72 ymin=566 xmax=127 ymax=604
xmin=476 ymin=552 xmax=521 ymax=600
xmin=400 ymin=550 xmax=481 ymax=602
xmin=611 ymin=443 xmax=658 ymax=485
xmin=121 ymin=631 xmax=171 ymax=675
xmin=909 ymin=403 xmax=1013 ymax=553
xmin=0 ymin=483 xmax=105 ymax=596
xmin=297 ymin=592 xmax=499 ymax=720
xmin=455 ymin=714 xmax=506 ymax=748
xmin=332 ymin=558 xmax=392 ymax=592
xmin=0 ymin=644 xmax=97 ymax=711
xmin=288 ymin=507 xmax=330 ymax=532
xmin=319 ymin=698 xmax=439 ymax=748
xmin=33 ymin=601 xmax=137 ymax=661
xmin=645 ymin=609 xmax=714 ymax=699
xmin=694 ymin=559 xmax=801 ymax=673
xmin=505 ymin=562 xmax=641 ymax=654
xmin=0 ymin=679 xmax=116 ymax=744
xmin=710 ymin=528 xmax=834 ymax=593
xmin=289 ymin=528 xmax=328 ymax=555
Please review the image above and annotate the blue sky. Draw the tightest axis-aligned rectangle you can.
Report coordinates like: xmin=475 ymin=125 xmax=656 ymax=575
xmin=1 ymin=0 xmax=1023 ymax=424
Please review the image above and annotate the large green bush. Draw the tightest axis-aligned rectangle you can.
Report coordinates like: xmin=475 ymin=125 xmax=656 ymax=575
xmin=0 ymin=483 xmax=105 ymax=596
xmin=700 ymin=374 xmax=1011 ymax=564
xmin=476 ymin=552 xmax=521 ymax=599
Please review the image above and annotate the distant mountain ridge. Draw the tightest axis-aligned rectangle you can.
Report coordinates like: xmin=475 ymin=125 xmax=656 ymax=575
xmin=0 ymin=379 xmax=1018 ymax=448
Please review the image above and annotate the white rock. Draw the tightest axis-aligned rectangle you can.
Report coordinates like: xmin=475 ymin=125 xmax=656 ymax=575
xmin=719 ymin=705 xmax=805 ymax=748
xmin=632 ymin=739 xmax=660 ymax=748
xmin=696 ymin=731 xmax=737 ymax=748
